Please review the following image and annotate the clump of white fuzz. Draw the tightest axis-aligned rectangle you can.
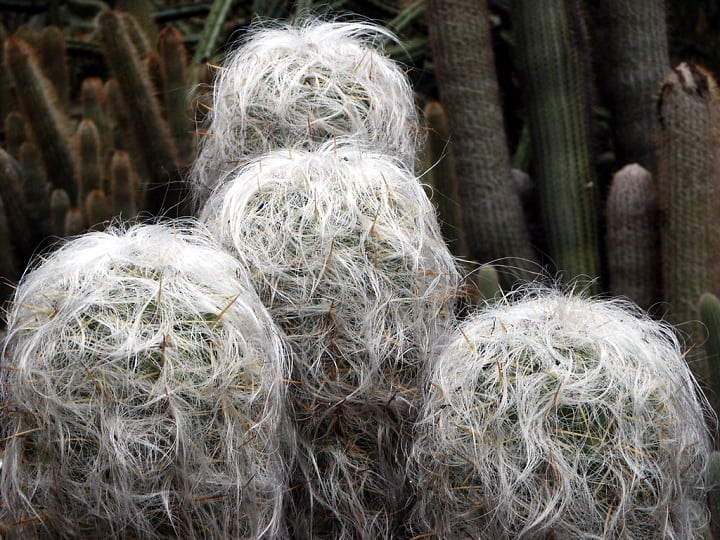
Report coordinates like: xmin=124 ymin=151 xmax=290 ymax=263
xmin=201 ymin=144 xmax=460 ymax=538
xmin=191 ymin=19 xmax=421 ymax=201
xmin=411 ymin=289 xmax=712 ymax=539
xmin=0 ymin=223 xmax=292 ymax=539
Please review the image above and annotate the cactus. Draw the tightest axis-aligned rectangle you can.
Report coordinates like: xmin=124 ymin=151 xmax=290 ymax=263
xmin=421 ymin=100 xmax=466 ymax=256
xmin=411 ymin=289 xmax=713 ymax=537
xmin=591 ymin=0 xmax=669 ymax=173
xmin=657 ymin=62 xmax=720 ymax=385
xmin=4 ymin=35 xmax=79 ymax=204
xmin=201 ymin=144 xmax=460 ymax=539
xmin=49 ymin=188 xmax=70 ymax=238
xmin=109 ymin=150 xmax=138 ymax=220
xmin=700 ymin=292 xmax=720 ymax=411
xmin=511 ymin=0 xmax=601 ymax=292
xmin=0 ymin=223 xmax=293 ymax=538
xmin=84 ymin=188 xmax=112 ymax=228
xmin=4 ymin=111 xmax=26 ymax=160
xmin=19 ymin=141 xmax=51 ymax=240
xmin=605 ymin=163 xmax=660 ymax=311
xmin=77 ymin=118 xmax=103 ymax=212
xmin=97 ymin=10 xmax=180 ymax=215
xmin=158 ymin=25 xmax=193 ymax=160
xmin=425 ymin=0 xmax=536 ymax=285
xmin=0 ymin=148 xmax=33 ymax=262
xmin=80 ymin=77 xmax=113 ymax=162
xmin=115 ymin=0 xmax=158 ymax=48
xmin=0 ymin=196 xmax=18 ymax=302
xmin=38 ymin=26 xmax=70 ymax=109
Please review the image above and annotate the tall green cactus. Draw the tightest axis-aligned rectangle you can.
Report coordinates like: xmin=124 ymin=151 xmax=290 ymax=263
xmin=425 ymin=0 xmax=537 ymax=285
xmin=0 ymin=148 xmax=33 ymax=262
xmin=4 ymin=35 xmax=79 ymax=205
xmin=19 ymin=141 xmax=51 ymax=240
xmin=591 ymin=0 xmax=669 ymax=174
xmin=700 ymin=292 xmax=720 ymax=410
xmin=605 ymin=164 xmax=660 ymax=311
xmin=158 ymin=25 xmax=192 ymax=161
xmin=511 ymin=0 xmax=601 ymax=293
xmin=657 ymin=62 xmax=720 ymax=383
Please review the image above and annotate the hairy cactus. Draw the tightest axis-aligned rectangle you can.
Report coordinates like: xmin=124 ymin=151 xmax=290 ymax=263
xmin=0 ymin=223 xmax=292 ymax=538
xmin=411 ymin=289 xmax=713 ymax=538
xmin=190 ymin=19 xmax=421 ymax=202
xmin=200 ymin=143 xmax=460 ymax=539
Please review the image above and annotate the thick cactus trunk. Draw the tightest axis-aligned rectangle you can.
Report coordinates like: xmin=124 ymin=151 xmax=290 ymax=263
xmin=511 ymin=0 xmax=601 ymax=293
xmin=426 ymin=0 xmax=536 ymax=285
xmin=657 ymin=62 xmax=720 ymax=384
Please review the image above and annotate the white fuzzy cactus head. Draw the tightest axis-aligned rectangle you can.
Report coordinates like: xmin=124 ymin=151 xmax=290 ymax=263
xmin=411 ymin=289 xmax=712 ymax=539
xmin=0 ymin=223 xmax=292 ymax=539
xmin=201 ymin=143 xmax=459 ymax=538
xmin=191 ymin=19 xmax=421 ymax=202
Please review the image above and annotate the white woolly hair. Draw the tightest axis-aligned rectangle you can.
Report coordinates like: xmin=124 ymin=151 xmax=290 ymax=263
xmin=0 ymin=222 xmax=292 ymax=539
xmin=200 ymin=143 xmax=460 ymax=538
xmin=410 ymin=289 xmax=713 ymax=539
xmin=190 ymin=18 xmax=421 ymax=202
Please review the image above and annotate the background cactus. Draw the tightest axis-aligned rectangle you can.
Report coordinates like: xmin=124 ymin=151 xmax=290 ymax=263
xmin=510 ymin=0 xmax=602 ymax=293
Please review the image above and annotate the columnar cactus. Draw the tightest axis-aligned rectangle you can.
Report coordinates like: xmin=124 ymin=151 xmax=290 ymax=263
xmin=426 ymin=0 xmax=537 ymax=282
xmin=411 ymin=289 xmax=712 ymax=538
xmin=605 ymin=163 xmax=660 ymax=311
xmin=0 ymin=223 xmax=292 ymax=539
xmin=511 ymin=0 xmax=602 ymax=292
xmin=200 ymin=143 xmax=460 ymax=538
xmin=656 ymin=62 xmax=720 ymax=386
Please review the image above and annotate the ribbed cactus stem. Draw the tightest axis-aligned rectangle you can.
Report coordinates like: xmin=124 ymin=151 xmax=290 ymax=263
xmin=605 ymin=164 xmax=659 ymax=311
xmin=0 ymin=148 xmax=33 ymax=262
xmin=158 ymin=25 xmax=192 ymax=162
xmin=4 ymin=36 xmax=78 ymax=204
xmin=592 ymin=0 xmax=668 ymax=173
xmin=80 ymin=77 xmax=113 ymax=161
xmin=38 ymin=26 xmax=70 ymax=110
xmin=49 ymin=188 xmax=70 ymax=238
xmin=19 ymin=141 xmax=51 ymax=240
xmin=77 ymin=119 xmax=104 ymax=214
xmin=109 ymin=150 xmax=138 ymax=219
xmin=657 ymin=63 xmax=720 ymax=379
xmin=426 ymin=0 xmax=536 ymax=285
xmin=511 ymin=0 xmax=601 ymax=293
xmin=97 ymin=10 xmax=179 ymax=213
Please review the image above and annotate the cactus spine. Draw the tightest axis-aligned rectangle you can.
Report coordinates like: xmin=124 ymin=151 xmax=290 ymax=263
xmin=605 ymin=164 xmax=660 ymax=311
xmin=657 ymin=62 xmax=720 ymax=386
xmin=425 ymin=0 xmax=536 ymax=284
xmin=511 ymin=0 xmax=601 ymax=292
